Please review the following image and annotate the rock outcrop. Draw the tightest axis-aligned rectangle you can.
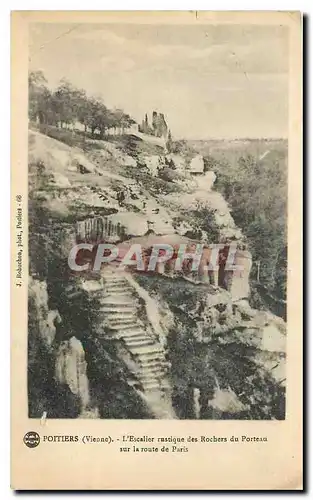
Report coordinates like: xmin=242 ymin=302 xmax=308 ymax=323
xmin=134 ymin=273 xmax=286 ymax=420
xmin=55 ymin=336 xmax=90 ymax=410
xmin=28 ymin=277 xmax=61 ymax=348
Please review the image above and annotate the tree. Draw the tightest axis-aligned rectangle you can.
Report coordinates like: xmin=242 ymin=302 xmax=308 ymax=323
xmin=121 ymin=113 xmax=136 ymax=133
xmin=84 ymin=97 xmax=105 ymax=137
xmin=94 ymin=101 xmax=109 ymax=138
xmin=213 ymin=151 xmax=287 ymax=301
xmin=28 ymin=70 xmax=136 ymax=139
xmin=28 ymin=70 xmax=51 ymax=124
xmin=52 ymin=79 xmax=78 ymax=128
xmin=28 ymin=70 xmax=47 ymax=87
xmin=73 ymin=88 xmax=90 ymax=133
xmin=112 ymin=108 xmax=125 ymax=135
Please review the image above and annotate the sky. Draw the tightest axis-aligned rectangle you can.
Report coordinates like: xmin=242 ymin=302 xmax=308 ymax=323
xmin=29 ymin=22 xmax=289 ymax=139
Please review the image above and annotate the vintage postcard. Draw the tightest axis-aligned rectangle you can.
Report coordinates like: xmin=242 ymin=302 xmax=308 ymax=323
xmin=11 ymin=11 xmax=302 ymax=490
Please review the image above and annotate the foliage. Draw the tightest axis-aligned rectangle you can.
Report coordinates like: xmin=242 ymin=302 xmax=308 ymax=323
xmin=172 ymin=201 xmax=220 ymax=243
xmin=158 ymin=166 xmax=181 ymax=183
xmin=205 ymin=152 xmax=287 ymax=300
xmin=28 ymin=70 xmax=136 ymax=137
xmin=170 ymin=139 xmax=197 ymax=160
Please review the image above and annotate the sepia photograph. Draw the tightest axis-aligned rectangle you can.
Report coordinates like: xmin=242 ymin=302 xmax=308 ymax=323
xmin=27 ymin=19 xmax=288 ymax=421
xmin=10 ymin=9 xmax=303 ymax=490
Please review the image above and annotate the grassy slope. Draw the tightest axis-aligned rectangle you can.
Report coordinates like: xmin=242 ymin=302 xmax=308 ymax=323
xmin=30 ymin=125 xmax=288 ymax=306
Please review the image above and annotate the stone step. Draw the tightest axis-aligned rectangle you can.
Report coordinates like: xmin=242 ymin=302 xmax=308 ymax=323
xmin=139 ymin=367 xmax=161 ymax=377
xmin=103 ymin=283 xmax=134 ymax=294
xmin=100 ymin=301 xmax=137 ymax=309
xmin=106 ymin=320 xmax=138 ymax=328
xmin=104 ymin=284 xmax=129 ymax=291
xmin=124 ymin=338 xmax=154 ymax=348
xmin=137 ymin=370 xmax=165 ymax=380
xmin=121 ymin=327 xmax=148 ymax=336
xmin=134 ymin=354 xmax=166 ymax=365
xmin=116 ymin=334 xmax=149 ymax=343
xmin=138 ymin=360 xmax=166 ymax=371
xmin=122 ymin=333 xmax=152 ymax=342
xmin=127 ymin=379 xmax=141 ymax=389
xmin=101 ymin=308 xmax=138 ymax=316
xmin=139 ymin=374 xmax=161 ymax=385
xmin=103 ymin=288 xmax=133 ymax=296
xmin=103 ymin=277 xmax=128 ymax=284
xmin=136 ymin=352 xmax=166 ymax=362
xmin=160 ymin=379 xmax=172 ymax=390
xmin=81 ymin=281 xmax=103 ymax=293
xmin=104 ymin=282 xmax=129 ymax=288
xmin=131 ymin=344 xmax=164 ymax=355
xmin=137 ymin=359 xmax=168 ymax=369
xmin=107 ymin=322 xmax=140 ymax=331
xmin=108 ymin=320 xmax=138 ymax=329
xmin=103 ymin=280 xmax=131 ymax=287
xmin=119 ymin=326 xmax=148 ymax=335
xmin=131 ymin=352 xmax=165 ymax=362
xmin=141 ymin=381 xmax=161 ymax=391
xmin=99 ymin=296 xmax=137 ymax=305
xmin=116 ymin=329 xmax=148 ymax=339
xmin=113 ymin=329 xmax=147 ymax=339
xmin=100 ymin=306 xmax=137 ymax=314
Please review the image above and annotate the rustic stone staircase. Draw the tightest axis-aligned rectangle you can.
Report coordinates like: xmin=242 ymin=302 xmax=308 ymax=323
xmin=80 ymin=267 xmax=175 ymax=417
xmin=99 ymin=268 xmax=170 ymax=394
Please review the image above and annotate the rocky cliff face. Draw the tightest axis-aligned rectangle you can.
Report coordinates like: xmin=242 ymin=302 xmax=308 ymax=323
xmin=134 ymin=274 xmax=285 ymax=419
xmin=28 ymin=277 xmax=83 ymax=418
xmin=28 ymin=277 xmax=61 ymax=348
xmin=28 ymin=129 xmax=286 ymax=419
